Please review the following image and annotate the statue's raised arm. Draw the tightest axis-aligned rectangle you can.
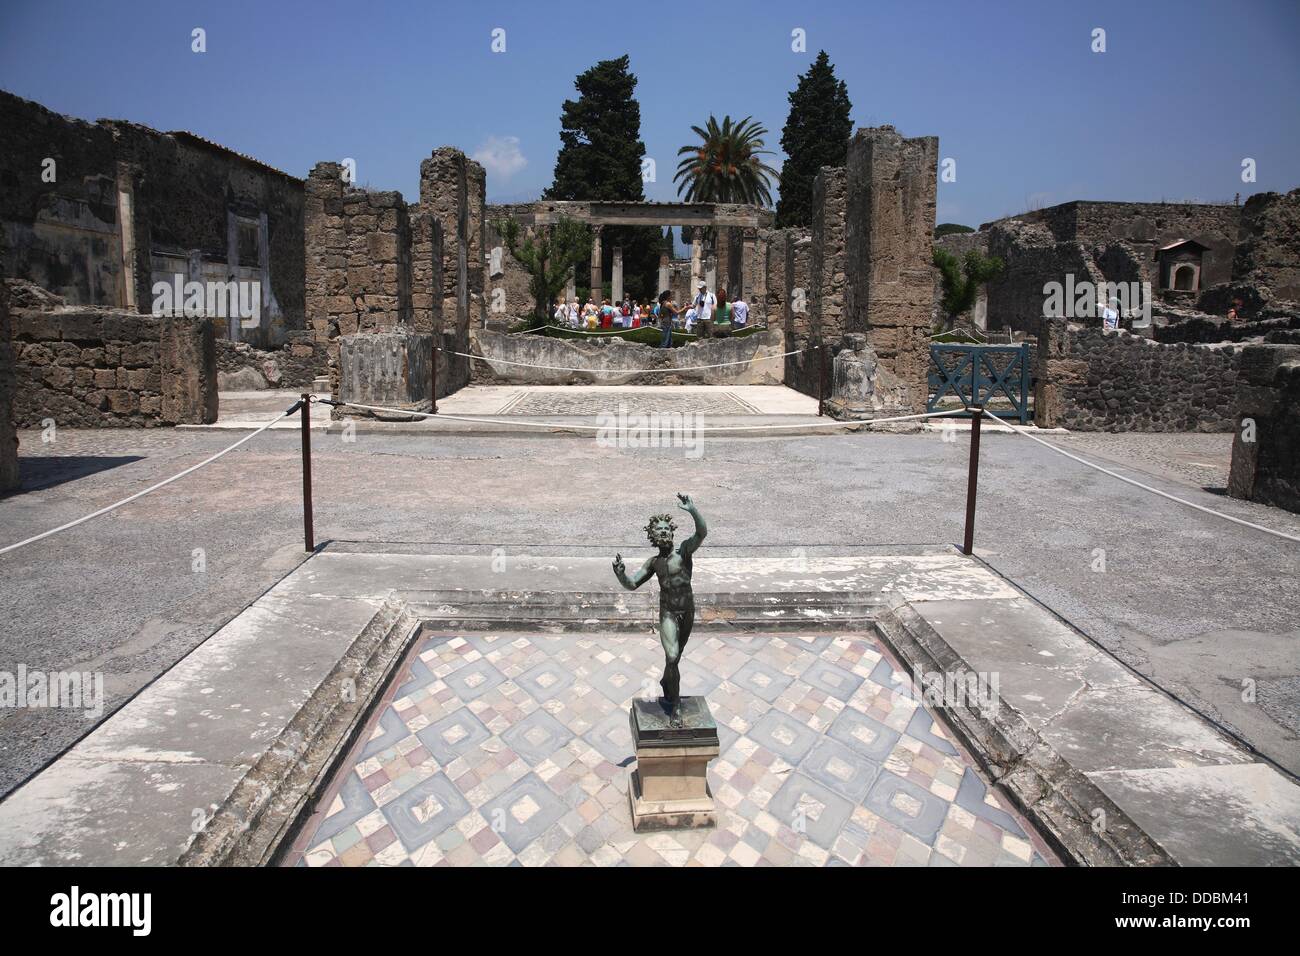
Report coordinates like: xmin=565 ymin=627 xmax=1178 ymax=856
xmin=676 ymin=493 xmax=707 ymax=556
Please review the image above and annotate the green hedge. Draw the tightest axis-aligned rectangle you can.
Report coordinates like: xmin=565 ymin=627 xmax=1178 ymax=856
xmin=506 ymin=323 xmax=769 ymax=348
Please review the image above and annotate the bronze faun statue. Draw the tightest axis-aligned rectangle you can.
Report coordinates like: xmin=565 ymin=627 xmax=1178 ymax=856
xmin=613 ymin=493 xmax=707 ymax=720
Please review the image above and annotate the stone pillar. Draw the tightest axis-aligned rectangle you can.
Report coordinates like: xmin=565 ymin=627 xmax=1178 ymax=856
xmin=810 ymin=166 xmax=848 ymax=346
xmin=465 ymin=161 xmax=487 ymax=329
xmin=658 ymin=253 xmax=670 ymax=297
xmin=742 ymin=228 xmax=767 ymax=321
xmin=160 ymin=316 xmax=218 ymax=425
xmin=612 ymin=245 xmax=624 ymax=303
xmin=304 ymin=162 xmax=348 ymax=396
xmin=843 ymin=125 xmax=939 ymax=410
xmin=339 ymin=331 xmax=433 ymax=418
xmin=0 ymin=282 xmax=17 ymax=494
xmin=590 ymin=225 xmax=604 ymax=298
xmin=564 ymin=266 xmax=576 ymax=304
xmin=690 ymin=235 xmax=704 ymax=292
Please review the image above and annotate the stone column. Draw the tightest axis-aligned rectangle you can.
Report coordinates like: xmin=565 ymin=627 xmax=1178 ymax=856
xmin=741 ymin=228 xmax=767 ymax=320
xmin=590 ymin=225 xmax=603 ymax=298
xmin=0 ymin=282 xmax=17 ymax=494
xmin=690 ymin=234 xmax=703 ymax=292
xmin=612 ymin=245 xmax=624 ymax=303
xmin=658 ymin=252 xmax=670 ymax=297
xmin=843 ymin=125 xmax=939 ymax=411
xmin=564 ymin=265 xmax=576 ymax=304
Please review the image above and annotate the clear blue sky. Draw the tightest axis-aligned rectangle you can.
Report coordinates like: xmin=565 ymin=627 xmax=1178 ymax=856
xmin=2 ymin=0 xmax=1297 ymax=227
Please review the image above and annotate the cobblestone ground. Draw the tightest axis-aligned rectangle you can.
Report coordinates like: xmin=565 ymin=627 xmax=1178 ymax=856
xmin=285 ymin=631 xmax=1052 ymax=867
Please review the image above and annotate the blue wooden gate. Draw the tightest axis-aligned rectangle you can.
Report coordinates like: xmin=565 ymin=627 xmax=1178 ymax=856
xmin=927 ymin=343 xmax=1031 ymax=423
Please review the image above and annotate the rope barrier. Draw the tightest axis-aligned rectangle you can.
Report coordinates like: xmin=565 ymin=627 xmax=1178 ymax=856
xmin=982 ymin=415 xmax=1300 ymax=545
xmin=0 ymin=402 xmax=303 ymax=557
xmin=437 ymin=344 xmax=814 ymax=374
xmin=325 ymin=399 xmax=957 ymax=432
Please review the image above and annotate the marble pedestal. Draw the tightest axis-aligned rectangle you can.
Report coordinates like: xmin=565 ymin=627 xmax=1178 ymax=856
xmin=627 ymin=696 xmax=719 ymax=832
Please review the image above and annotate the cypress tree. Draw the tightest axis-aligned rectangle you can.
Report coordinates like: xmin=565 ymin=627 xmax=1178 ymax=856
xmin=775 ymin=51 xmax=853 ymax=229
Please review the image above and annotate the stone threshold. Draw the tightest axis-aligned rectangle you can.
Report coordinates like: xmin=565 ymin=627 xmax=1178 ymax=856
xmin=873 ymin=591 xmax=1300 ymax=866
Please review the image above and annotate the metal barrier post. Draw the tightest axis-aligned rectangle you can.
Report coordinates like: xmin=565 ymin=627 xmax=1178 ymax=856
xmin=300 ymin=394 xmax=314 ymax=553
xmin=963 ymin=405 xmax=983 ymax=555
xmin=818 ymin=342 xmax=827 ymax=417
xmin=431 ymin=336 xmax=439 ymax=414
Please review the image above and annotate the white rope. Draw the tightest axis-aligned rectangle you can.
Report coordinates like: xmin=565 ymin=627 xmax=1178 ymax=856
xmin=333 ymin=401 xmax=956 ymax=432
xmin=0 ymin=404 xmax=302 ymax=557
xmin=439 ymin=344 xmax=814 ymax=374
xmin=982 ymin=415 xmax=1300 ymax=545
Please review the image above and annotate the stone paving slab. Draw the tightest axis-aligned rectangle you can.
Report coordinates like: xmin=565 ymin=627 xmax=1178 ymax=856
xmin=439 ymin=385 xmax=818 ymax=417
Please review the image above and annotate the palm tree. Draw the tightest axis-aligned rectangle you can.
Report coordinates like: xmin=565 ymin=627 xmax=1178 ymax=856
xmin=674 ymin=115 xmax=779 ymax=207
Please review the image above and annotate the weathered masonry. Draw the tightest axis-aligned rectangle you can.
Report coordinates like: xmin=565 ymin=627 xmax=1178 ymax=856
xmin=0 ymin=90 xmax=305 ymax=351
xmin=304 ymin=148 xmax=486 ymax=407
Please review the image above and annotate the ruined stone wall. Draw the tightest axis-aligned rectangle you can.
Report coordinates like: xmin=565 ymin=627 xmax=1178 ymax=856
xmin=469 ymin=327 xmax=785 ymax=386
xmin=419 ymin=148 xmax=482 ymax=394
xmin=780 ymin=230 xmax=816 ymax=395
xmin=1233 ymin=189 xmax=1300 ymax=302
xmin=409 ymin=210 xmax=443 ymax=337
xmin=809 ymin=167 xmax=847 ymax=347
xmin=10 ymin=307 xmax=216 ymax=427
xmin=1228 ymin=345 xmax=1300 ymax=513
xmin=843 ymin=126 xmax=939 ymax=409
xmin=984 ymin=220 xmax=1098 ymax=336
xmin=214 ymin=332 xmax=327 ymax=390
xmin=0 ymin=91 xmax=122 ymax=308
xmin=0 ymin=91 xmax=305 ymax=350
xmin=1153 ymin=313 xmax=1300 ymax=345
xmin=484 ymin=210 xmax=536 ymax=323
xmin=0 ymin=281 xmax=17 ymax=493
xmin=976 ymin=200 xmax=1240 ymax=328
xmin=1035 ymin=320 xmax=1241 ymax=431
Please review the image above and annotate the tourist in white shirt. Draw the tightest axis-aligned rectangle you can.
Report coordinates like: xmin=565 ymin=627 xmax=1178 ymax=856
xmin=693 ymin=282 xmax=716 ymax=324
xmin=731 ymin=296 xmax=749 ymax=327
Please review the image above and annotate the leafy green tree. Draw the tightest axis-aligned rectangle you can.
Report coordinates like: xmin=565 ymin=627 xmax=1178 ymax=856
xmin=933 ymin=248 xmax=1004 ymax=325
xmin=775 ymin=51 xmax=853 ymax=228
xmin=545 ymin=55 xmax=659 ymax=299
xmin=674 ymin=115 xmax=778 ymax=206
xmin=935 ymin=223 xmax=975 ymax=238
xmin=496 ymin=216 xmax=591 ymax=328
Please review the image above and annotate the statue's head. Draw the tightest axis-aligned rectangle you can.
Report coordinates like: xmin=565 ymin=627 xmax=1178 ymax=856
xmin=645 ymin=513 xmax=677 ymax=552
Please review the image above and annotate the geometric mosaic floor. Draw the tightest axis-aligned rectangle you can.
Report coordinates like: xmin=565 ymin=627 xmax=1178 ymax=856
xmin=284 ymin=630 xmax=1056 ymax=867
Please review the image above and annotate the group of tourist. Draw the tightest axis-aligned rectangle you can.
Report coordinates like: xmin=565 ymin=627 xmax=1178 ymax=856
xmin=551 ymin=283 xmax=750 ymax=348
